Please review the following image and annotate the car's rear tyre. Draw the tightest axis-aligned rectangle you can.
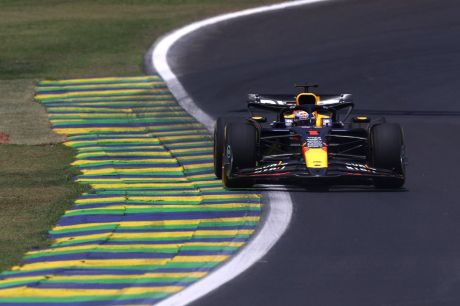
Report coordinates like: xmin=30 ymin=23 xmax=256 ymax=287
xmin=222 ymin=121 xmax=258 ymax=188
xmin=370 ymin=123 xmax=405 ymax=188
xmin=213 ymin=117 xmax=238 ymax=179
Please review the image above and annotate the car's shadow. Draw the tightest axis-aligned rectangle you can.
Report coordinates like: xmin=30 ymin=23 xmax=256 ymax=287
xmin=231 ymin=184 xmax=408 ymax=193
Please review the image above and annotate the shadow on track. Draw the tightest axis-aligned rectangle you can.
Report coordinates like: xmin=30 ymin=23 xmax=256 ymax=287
xmin=230 ymin=184 xmax=408 ymax=193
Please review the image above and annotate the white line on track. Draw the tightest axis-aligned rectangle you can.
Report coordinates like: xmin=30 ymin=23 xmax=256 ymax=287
xmin=147 ymin=1 xmax=330 ymax=305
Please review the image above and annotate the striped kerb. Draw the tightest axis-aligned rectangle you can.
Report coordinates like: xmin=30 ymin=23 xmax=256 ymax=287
xmin=0 ymin=76 xmax=262 ymax=305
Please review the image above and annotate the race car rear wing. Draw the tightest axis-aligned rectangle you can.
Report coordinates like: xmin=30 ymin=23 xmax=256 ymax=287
xmin=247 ymin=93 xmax=354 ymax=123
xmin=247 ymin=93 xmax=353 ymax=108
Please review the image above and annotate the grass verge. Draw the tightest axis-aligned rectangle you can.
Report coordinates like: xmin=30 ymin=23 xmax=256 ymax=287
xmin=0 ymin=144 xmax=87 ymax=271
xmin=0 ymin=0 xmax=280 ymax=271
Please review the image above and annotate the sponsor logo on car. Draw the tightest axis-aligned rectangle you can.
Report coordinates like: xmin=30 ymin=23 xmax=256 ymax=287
xmin=345 ymin=163 xmax=377 ymax=173
xmin=254 ymin=162 xmax=287 ymax=173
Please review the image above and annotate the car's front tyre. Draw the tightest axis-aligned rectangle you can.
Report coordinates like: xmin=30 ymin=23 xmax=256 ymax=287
xmin=369 ymin=123 xmax=406 ymax=188
xmin=222 ymin=120 xmax=258 ymax=188
xmin=213 ymin=117 xmax=235 ymax=179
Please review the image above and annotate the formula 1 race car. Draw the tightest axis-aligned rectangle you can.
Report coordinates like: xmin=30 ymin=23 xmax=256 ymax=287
xmin=213 ymin=84 xmax=406 ymax=189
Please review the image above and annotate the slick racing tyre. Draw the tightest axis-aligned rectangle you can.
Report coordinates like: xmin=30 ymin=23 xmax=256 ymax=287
xmin=222 ymin=120 xmax=257 ymax=188
xmin=213 ymin=117 xmax=238 ymax=179
xmin=370 ymin=123 xmax=406 ymax=188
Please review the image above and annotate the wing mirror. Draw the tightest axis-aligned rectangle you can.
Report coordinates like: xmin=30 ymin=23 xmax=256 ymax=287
xmin=251 ymin=116 xmax=267 ymax=123
xmin=352 ymin=116 xmax=370 ymax=123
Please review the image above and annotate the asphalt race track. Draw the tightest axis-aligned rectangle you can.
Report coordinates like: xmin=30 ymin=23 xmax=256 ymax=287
xmin=168 ymin=1 xmax=460 ymax=305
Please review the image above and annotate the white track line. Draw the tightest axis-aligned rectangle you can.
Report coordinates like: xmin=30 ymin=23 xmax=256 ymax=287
xmin=147 ymin=1 xmax=330 ymax=305
xmin=149 ymin=0 xmax=331 ymax=132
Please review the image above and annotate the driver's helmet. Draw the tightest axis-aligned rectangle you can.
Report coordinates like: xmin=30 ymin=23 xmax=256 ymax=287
xmin=293 ymin=110 xmax=315 ymax=126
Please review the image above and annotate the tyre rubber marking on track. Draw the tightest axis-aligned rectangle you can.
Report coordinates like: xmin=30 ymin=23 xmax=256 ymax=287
xmin=0 ymin=76 xmax=262 ymax=305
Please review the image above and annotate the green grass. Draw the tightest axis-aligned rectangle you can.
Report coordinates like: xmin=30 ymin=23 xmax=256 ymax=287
xmin=0 ymin=0 xmax=280 ymax=271
xmin=0 ymin=0 xmax=279 ymax=79
xmin=0 ymin=144 xmax=87 ymax=271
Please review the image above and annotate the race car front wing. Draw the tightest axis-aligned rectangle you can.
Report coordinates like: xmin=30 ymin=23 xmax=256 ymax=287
xmin=230 ymin=160 xmax=404 ymax=186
